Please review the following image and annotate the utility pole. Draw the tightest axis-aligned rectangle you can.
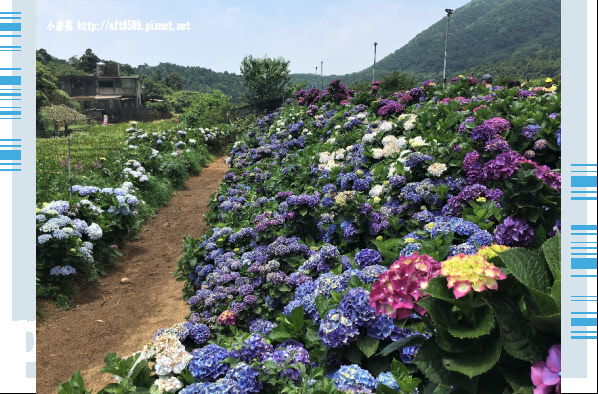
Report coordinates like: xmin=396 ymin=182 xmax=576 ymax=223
xmin=443 ymin=8 xmax=453 ymax=89
xmin=321 ymin=61 xmax=324 ymax=91
xmin=373 ymin=42 xmax=378 ymax=83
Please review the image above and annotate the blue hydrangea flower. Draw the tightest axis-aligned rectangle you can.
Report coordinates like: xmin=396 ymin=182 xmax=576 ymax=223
xmin=185 ymin=323 xmax=211 ymax=344
xmin=366 ymin=314 xmax=394 ymax=340
xmin=377 ymin=371 xmax=399 ymax=390
xmin=232 ymin=333 xmax=273 ymax=363
xmin=338 ymin=288 xmax=376 ymax=326
xmin=189 ymin=344 xmax=230 ymax=382
xmin=354 ymin=249 xmax=383 ymax=269
xmin=318 ymin=309 xmax=359 ymax=348
xmin=331 ymin=365 xmax=377 ymax=392
xmin=38 ymin=234 xmax=52 ymax=244
xmin=225 ymin=362 xmax=262 ymax=393
xmin=358 ymin=265 xmax=387 ymax=284
xmin=248 ymin=318 xmax=277 ymax=336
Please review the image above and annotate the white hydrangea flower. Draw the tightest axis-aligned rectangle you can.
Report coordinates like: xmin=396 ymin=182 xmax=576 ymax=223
xmin=326 ymin=137 xmax=336 ymax=144
xmin=382 ymin=143 xmax=401 ymax=157
xmin=87 ymin=223 xmax=103 ymax=240
xmin=356 ymin=112 xmax=367 ymax=119
xmin=372 ymin=148 xmax=385 ymax=159
xmin=409 ymin=136 xmax=428 ymax=147
xmin=369 ymin=184 xmax=386 ymax=198
xmin=378 ymin=120 xmax=394 ymax=132
xmin=335 ymin=149 xmax=346 ymax=160
xmin=334 ymin=125 xmax=341 ymax=130
xmin=154 ymin=375 xmax=184 ymax=393
xmin=428 ymin=163 xmax=448 ymax=176
xmin=319 ymin=152 xmax=333 ymax=164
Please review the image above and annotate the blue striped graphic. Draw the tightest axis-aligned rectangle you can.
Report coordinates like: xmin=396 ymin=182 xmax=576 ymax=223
xmin=572 ymin=225 xmax=598 ymax=230
xmin=0 ymin=150 xmax=20 ymax=160
xmin=572 ymin=176 xmax=598 ymax=188
xmin=0 ymin=76 xmax=20 ymax=85
xmin=571 ymin=258 xmax=598 ymax=270
xmin=572 ymin=318 xmax=598 ymax=326
xmin=0 ymin=23 xmax=21 ymax=31
xmin=0 ymin=111 xmax=21 ymax=115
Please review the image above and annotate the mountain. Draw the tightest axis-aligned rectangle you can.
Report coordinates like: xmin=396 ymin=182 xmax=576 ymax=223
xmin=39 ymin=0 xmax=560 ymax=101
xmin=133 ymin=63 xmax=247 ymax=102
xmin=292 ymin=0 xmax=561 ymax=86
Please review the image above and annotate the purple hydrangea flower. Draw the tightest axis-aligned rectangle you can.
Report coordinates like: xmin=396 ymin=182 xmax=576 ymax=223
xmin=494 ymin=216 xmax=534 ymax=247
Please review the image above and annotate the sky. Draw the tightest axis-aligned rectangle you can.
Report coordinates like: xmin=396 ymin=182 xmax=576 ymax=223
xmin=36 ymin=0 xmax=472 ymax=75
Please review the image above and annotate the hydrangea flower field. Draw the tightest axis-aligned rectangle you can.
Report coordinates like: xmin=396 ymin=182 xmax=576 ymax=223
xmin=60 ymin=77 xmax=561 ymax=393
xmin=37 ymin=123 xmax=237 ymax=305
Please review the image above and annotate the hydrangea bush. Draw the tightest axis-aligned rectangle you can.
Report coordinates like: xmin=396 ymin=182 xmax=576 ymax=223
xmin=37 ymin=124 xmax=238 ymax=305
xmin=62 ymin=77 xmax=561 ymax=393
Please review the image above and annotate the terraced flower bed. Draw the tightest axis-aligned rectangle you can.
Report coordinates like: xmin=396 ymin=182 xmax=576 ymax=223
xmin=61 ymin=78 xmax=561 ymax=393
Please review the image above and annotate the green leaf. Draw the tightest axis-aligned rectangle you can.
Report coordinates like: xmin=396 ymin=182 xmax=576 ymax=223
xmin=390 ymin=359 xmax=421 ymax=393
xmin=315 ymin=294 xmax=335 ymax=319
xmin=447 ymin=306 xmax=496 ymax=339
xmin=340 ymin=343 xmax=364 ymax=364
xmin=551 ymin=280 xmax=561 ymax=310
xmin=377 ymin=383 xmax=400 ymax=394
xmin=499 ymin=353 xmax=537 ymax=393
xmin=378 ymin=335 xmax=427 ymax=356
xmin=497 ymin=248 xmax=552 ymax=292
xmin=299 ymin=208 xmax=308 ymax=216
xmin=366 ymin=355 xmax=392 ymax=377
xmin=331 ymin=291 xmax=343 ymax=303
xmin=542 ymin=234 xmax=561 ymax=280
xmin=442 ymin=335 xmax=502 ymax=378
xmin=348 ymin=275 xmax=367 ymax=289
xmin=531 ymin=313 xmax=560 ymax=335
xmin=484 ymin=293 xmax=544 ymax=362
xmin=290 ymin=305 xmax=306 ymax=329
xmin=412 ymin=339 xmax=463 ymax=387
xmin=58 ymin=370 xmax=91 ymax=394
xmin=268 ymin=324 xmax=292 ymax=343
xmin=357 ymin=336 xmax=380 ymax=358
xmin=527 ymin=288 xmax=559 ymax=316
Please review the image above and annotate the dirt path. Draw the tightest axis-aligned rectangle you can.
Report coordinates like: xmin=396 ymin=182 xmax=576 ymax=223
xmin=36 ymin=157 xmax=229 ymax=394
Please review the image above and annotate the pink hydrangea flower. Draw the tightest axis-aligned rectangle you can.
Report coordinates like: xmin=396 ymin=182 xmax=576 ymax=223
xmin=441 ymin=254 xmax=507 ymax=299
xmin=531 ymin=344 xmax=561 ymax=394
xmin=369 ymin=253 xmax=441 ymax=320
xmin=218 ymin=310 xmax=238 ymax=326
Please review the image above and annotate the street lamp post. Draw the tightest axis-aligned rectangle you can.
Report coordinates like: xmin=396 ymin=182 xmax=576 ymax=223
xmin=314 ymin=66 xmax=317 ymax=89
xmin=373 ymin=42 xmax=378 ymax=84
xmin=443 ymin=9 xmax=453 ymax=89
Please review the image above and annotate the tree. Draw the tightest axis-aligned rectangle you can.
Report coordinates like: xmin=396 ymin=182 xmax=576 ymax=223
xmin=184 ymin=90 xmax=232 ymax=127
xmin=164 ymin=73 xmax=184 ymax=91
xmin=240 ymin=55 xmax=291 ymax=105
xmin=140 ymin=75 xmax=172 ymax=102
xmin=36 ymin=49 xmax=52 ymax=64
xmin=167 ymin=90 xmax=201 ymax=113
xmin=77 ymin=49 xmax=101 ymax=74
xmin=36 ymin=61 xmax=65 ymax=112
xmin=349 ymin=81 xmax=372 ymax=93
xmin=379 ymin=71 xmax=419 ymax=96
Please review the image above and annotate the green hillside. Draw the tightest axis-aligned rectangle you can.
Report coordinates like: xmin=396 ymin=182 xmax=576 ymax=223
xmin=374 ymin=0 xmax=560 ymax=80
xmin=292 ymin=0 xmax=560 ymax=86
xmin=38 ymin=0 xmax=560 ymax=102
xmin=133 ymin=62 xmax=247 ymax=101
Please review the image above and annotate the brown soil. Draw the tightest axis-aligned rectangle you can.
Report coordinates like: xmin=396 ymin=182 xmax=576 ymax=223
xmin=36 ymin=157 xmax=229 ymax=394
